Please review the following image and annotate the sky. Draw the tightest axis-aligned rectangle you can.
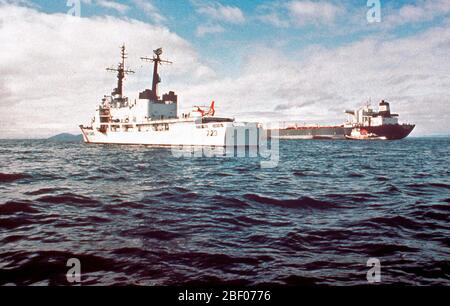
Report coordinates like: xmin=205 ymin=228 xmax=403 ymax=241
xmin=0 ymin=0 xmax=449 ymax=138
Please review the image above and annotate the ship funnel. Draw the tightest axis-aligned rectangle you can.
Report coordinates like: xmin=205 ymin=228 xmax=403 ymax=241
xmin=378 ymin=100 xmax=391 ymax=115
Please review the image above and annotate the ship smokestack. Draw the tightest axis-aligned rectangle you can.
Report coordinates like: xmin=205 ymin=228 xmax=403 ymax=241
xmin=378 ymin=100 xmax=391 ymax=116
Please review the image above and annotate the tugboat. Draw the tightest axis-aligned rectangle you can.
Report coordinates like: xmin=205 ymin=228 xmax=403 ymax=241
xmin=344 ymin=100 xmax=415 ymax=140
xmin=79 ymin=45 xmax=261 ymax=146
xmin=345 ymin=128 xmax=387 ymax=140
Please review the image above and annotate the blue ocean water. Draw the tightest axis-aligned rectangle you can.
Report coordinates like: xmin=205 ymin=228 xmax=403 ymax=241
xmin=0 ymin=138 xmax=449 ymax=285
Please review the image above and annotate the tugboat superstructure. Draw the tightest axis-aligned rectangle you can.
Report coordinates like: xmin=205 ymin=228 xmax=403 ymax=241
xmin=79 ymin=45 xmax=261 ymax=146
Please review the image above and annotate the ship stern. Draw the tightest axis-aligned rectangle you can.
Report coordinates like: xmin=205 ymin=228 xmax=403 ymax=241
xmin=79 ymin=125 xmax=92 ymax=143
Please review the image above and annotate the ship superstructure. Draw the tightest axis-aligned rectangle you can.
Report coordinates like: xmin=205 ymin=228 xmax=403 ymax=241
xmin=80 ymin=46 xmax=261 ymax=146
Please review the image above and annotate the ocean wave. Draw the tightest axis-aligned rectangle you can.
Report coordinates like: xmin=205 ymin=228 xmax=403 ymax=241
xmin=234 ymin=215 xmax=284 ymax=226
xmin=211 ymin=195 xmax=249 ymax=208
xmin=348 ymin=172 xmax=364 ymax=178
xmin=354 ymin=242 xmax=418 ymax=257
xmin=392 ymin=261 xmax=450 ymax=283
xmin=83 ymin=215 xmax=112 ymax=223
xmin=407 ymin=182 xmax=450 ymax=190
xmin=175 ymin=252 xmax=266 ymax=269
xmin=429 ymin=204 xmax=450 ymax=212
xmin=325 ymin=193 xmax=377 ymax=203
xmin=292 ymin=170 xmax=320 ymax=177
xmin=361 ymin=215 xmax=422 ymax=230
xmin=0 ymin=173 xmax=31 ymax=183
xmin=154 ymin=190 xmax=199 ymax=201
xmin=429 ymin=183 xmax=450 ymax=190
xmin=181 ymin=275 xmax=252 ymax=286
xmin=0 ymin=217 xmax=34 ymax=230
xmin=36 ymin=193 xmax=101 ymax=205
xmin=119 ymin=201 xmax=146 ymax=209
xmin=25 ymin=187 xmax=69 ymax=196
xmin=0 ymin=201 xmax=39 ymax=215
xmin=246 ymin=234 xmax=274 ymax=244
xmin=2 ymin=235 xmax=26 ymax=244
xmin=121 ymin=228 xmax=181 ymax=241
xmin=280 ymin=275 xmax=319 ymax=286
xmin=306 ymin=228 xmax=357 ymax=241
xmin=413 ymin=210 xmax=449 ymax=222
xmin=243 ymin=194 xmax=344 ymax=210
xmin=0 ymin=250 xmax=120 ymax=286
xmin=385 ymin=184 xmax=402 ymax=193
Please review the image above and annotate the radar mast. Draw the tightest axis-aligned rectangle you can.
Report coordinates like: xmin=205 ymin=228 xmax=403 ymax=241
xmin=106 ymin=44 xmax=135 ymax=98
xmin=141 ymin=48 xmax=172 ymax=101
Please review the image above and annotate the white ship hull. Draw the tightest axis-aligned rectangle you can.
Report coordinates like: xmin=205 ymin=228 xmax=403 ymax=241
xmin=80 ymin=119 xmax=262 ymax=147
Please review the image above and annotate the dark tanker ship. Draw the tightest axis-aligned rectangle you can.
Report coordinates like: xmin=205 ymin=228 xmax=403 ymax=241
xmin=273 ymin=100 xmax=415 ymax=140
xmin=344 ymin=100 xmax=415 ymax=140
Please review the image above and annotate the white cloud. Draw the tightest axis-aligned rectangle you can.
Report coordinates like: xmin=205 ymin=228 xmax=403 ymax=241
xmin=256 ymin=12 xmax=289 ymax=28
xmin=95 ymin=0 xmax=129 ymax=14
xmin=254 ymin=2 xmax=289 ymax=28
xmin=256 ymin=0 xmax=343 ymax=28
xmin=195 ymin=24 xmax=225 ymax=37
xmin=0 ymin=0 xmax=36 ymax=6
xmin=194 ymin=1 xmax=245 ymax=24
xmin=257 ymin=0 xmax=450 ymax=30
xmin=287 ymin=0 xmax=344 ymax=25
xmin=133 ymin=0 xmax=165 ymax=24
xmin=386 ymin=0 xmax=450 ymax=27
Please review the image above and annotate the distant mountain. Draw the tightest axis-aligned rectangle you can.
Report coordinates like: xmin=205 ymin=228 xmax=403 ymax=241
xmin=47 ymin=133 xmax=83 ymax=142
